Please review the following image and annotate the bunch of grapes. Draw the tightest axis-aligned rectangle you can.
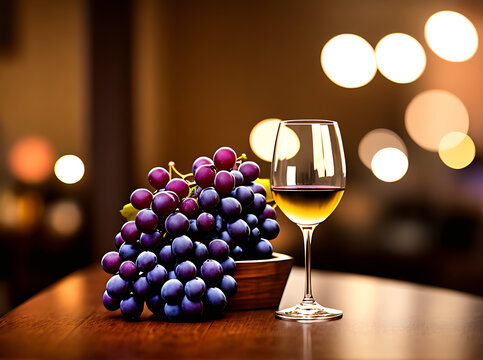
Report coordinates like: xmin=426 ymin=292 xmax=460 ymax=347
xmin=101 ymin=146 xmax=280 ymax=321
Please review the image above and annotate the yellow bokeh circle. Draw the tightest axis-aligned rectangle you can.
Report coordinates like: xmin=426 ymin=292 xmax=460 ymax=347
xmin=438 ymin=132 xmax=476 ymax=169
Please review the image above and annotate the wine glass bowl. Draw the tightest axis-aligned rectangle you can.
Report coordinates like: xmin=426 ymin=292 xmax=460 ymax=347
xmin=271 ymin=119 xmax=346 ymax=321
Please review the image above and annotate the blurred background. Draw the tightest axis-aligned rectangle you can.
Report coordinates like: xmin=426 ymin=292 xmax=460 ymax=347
xmin=0 ymin=0 xmax=482 ymax=316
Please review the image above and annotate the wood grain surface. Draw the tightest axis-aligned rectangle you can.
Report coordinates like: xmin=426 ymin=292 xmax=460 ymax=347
xmin=0 ymin=264 xmax=482 ymax=359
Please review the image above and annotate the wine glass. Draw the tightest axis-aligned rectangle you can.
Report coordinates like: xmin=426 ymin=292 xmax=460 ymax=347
xmin=271 ymin=119 xmax=346 ymax=321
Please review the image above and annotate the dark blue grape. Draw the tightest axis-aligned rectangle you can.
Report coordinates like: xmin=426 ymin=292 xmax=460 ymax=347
xmin=249 ymin=181 xmax=267 ymax=197
xmin=244 ymin=213 xmax=258 ymax=229
xmin=220 ymin=230 xmax=236 ymax=249
xmin=213 ymin=147 xmax=237 ymax=171
xmin=165 ymin=212 xmax=190 ymax=236
xmin=147 ymin=264 xmax=168 ymax=287
xmin=233 ymin=186 xmax=254 ymax=207
xmin=260 ymin=218 xmax=280 ymax=240
xmin=158 ymin=245 xmax=175 ymax=268
xmin=220 ymin=275 xmax=237 ymax=298
xmin=208 ymin=240 xmax=230 ymax=261
xmin=171 ymin=235 xmax=193 ymax=260
xmin=120 ymin=296 xmax=144 ymax=321
xmin=168 ymin=270 xmax=177 ymax=280
xmin=119 ymin=260 xmax=138 ymax=281
xmin=135 ymin=209 xmax=159 ymax=234
xmin=251 ymin=193 xmax=266 ymax=213
xmin=214 ymin=170 xmax=235 ymax=194
xmin=148 ymin=166 xmax=170 ymax=190
xmin=198 ymin=188 xmax=220 ymax=211
xmin=164 ymin=303 xmax=183 ymax=321
xmin=219 ymin=197 xmax=242 ymax=220
xmin=227 ymin=219 xmax=250 ymax=241
xmin=230 ymin=170 xmax=244 ymax=187
xmin=140 ymin=231 xmax=162 ymax=248
xmin=119 ymin=242 xmax=140 ymax=261
xmin=103 ymin=290 xmax=120 ymax=311
xmin=181 ymin=296 xmax=203 ymax=318
xmin=184 ymin=277 xmax=206 ymax=300
xmin=136 ymin=251 xmax=157 ymax=272
xmin=200 ymin=259 xmax=223 ymax=285
xmin=179 ymin=198 xmax=199 ymax=219
xmin=133 ymin=276 xmax=151 ymax=297
xmin=152 ymin=191 xmax=179 ymax=217
xmin=101 ymin=251 xmax=121 ymax=274
xmin=130 ymin=188 xmax=153 ymax=210
xmin=161 ymin=279 xmax=184 ymax=304
xmin=106 ymin=275 xmax=130 ymax=298
xmin=196 ymin=212 xmax=215 ymax=232
xmin=175 ymin=261 xmax=197 ymax=283
xmin=220 ymin=257 xmax=236 ymax=276
xmin=204 ymin=287 xmax=227 ymax=312
xmin=188 ymin=219 xmax=200 ymax=237
xmin=231 ymin=246 xmax=244 ymax=260
xmin=249 ymin=227 xmax=261 ymax=244
xmin=115 ymin=232 xmax=125 ymax=249
xmin=193 ymin=241 xmax=208 ymax=264
xmin=215 ymin=214 xmax=224 ymax=232
xmin=146 ymin=294 xmax=164 ymax=315
xmin=239 ymin=161 xmax=260 ymax=184
xmin=255 ymin=239 xmax=273 ymax=258
xmin=120 ymin=221 xmax=141 ymax=243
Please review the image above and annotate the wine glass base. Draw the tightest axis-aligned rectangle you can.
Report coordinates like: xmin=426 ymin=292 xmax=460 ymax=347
xmin=275 ymin=301 xmax=343 ymax=322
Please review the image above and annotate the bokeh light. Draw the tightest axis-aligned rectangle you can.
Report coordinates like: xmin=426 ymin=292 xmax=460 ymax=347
xmin=249 ymin=118 xmax=282 ymax=162
xmin=8 ymin=136 xmax=55 ymax=184
xmin=405 ymin=90 xmax=469 ymax=151
xmin=375 ymin=33 xmax=426 ymax=83
xmin=438 ymin=132 xmax=476 ymax=169
xmin=425 ymin=11 xmax=478 ymax=62
xmin=46 ymin=200 xmax=82 ymax=237
xmin=358 ymin=129 xmax=407 ymax=169
xmin=321 ymin=34 xmax=377 ymax=88
xmin=371 ymin=147 xmax=409 ymax=182
xmin=54 ymin=155 xmax=85 ymax=184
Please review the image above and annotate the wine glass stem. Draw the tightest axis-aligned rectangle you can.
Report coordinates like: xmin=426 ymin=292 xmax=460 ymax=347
xmin=299 ymin=224 xmax=317 ymax=304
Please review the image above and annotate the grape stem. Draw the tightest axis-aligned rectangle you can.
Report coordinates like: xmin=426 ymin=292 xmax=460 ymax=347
xmin=168 ymin=161 xmax=194 ymax=181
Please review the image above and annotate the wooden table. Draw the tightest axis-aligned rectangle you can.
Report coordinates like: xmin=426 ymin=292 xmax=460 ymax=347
xmin=0 ymin=265 xmax=481 ymax=359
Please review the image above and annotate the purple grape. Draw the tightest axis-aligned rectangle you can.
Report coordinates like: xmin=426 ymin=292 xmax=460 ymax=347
xmin=130 ymin=188 xmax=153 ymax=210
xmin=146 ymin=294 xmax=164 ymax=315
xmin=133 ymin=276 xmax=151 ymax=297
xmin=114 ymin=232 xmax=125 ymax=249
xmin=198 ymin=188 xmax=220 ymax=211
xmin=103 ymin=291 xmax=120 ymax=311
xmin=239 ymin=161 xmax=260 ymax=183
xmin=135 ymin=209 xmax=159 ymax=234
xmin=181 ymin=296 xmax=203 ymax=317
xmin=184 ymin=277 xmax=206 ymax=300
xmin=244 ymin=213 xmax=258 ymax=229
xmin=120 ymin=296 xmax=144 ymax=321
xmin=251 ymin=193 xmax=266 ymax=213
xmin=188 ymin=219 xmax=200 ymax=237
xmin=164 ymin=303 xmax=183 ymax=321
xmin=119 ymin=260 xmax=138 ymax=281
xmin=148 ymin=166 xmax=170 ymax=190
xmin=194 ymin=164 xmax=216 ymax=189
xmin=233 ymin=186 xmax=254 ymax=207
xmin=213 ymin=147 xmax=237 ymax=171
xmin=220 ymin=230 xmax=236 ymax=249
xmin=227 ymin=219 xmax=250 ymax=241
xmin=120 ymin=221 xmax=141 ymax=244
xmin=259 ymin=204 xmax=277 ymax=221
xmin=215 ymin=214 xmax=224 ymax=232
xmin=255 ymin=239 xmax=273 ymax=258
xmin=205 ymin=287 xmax=227 ymax=312
xmin=214 ymin=170 xmax=235 ymax=194
xmin=260 ymin=218 xmax=280 ymax=240
xmin=158 ymin=245 xmax=176 ymax=268
xmin=231 ymin=246 xmax=244 ymax=260
xmin=161 ymin=279 xmax=184 ymax=304
xmin=165 ymin=178 xmax=190 ymax=200
xmin=220 ymin=257 xmax=236 ymax=275
xmin=179 ymin=198 xmax=199 ymax=219
xmin=136 ymin=251 xmax=157 ymax=272
xmin=192 ymin=156 xmax=213 ymax=174
xmin=208 ymin=240 xmax=230 ymax=261
xmin=168 ymin=270 xmax=177 ymax=280
xmin=119 ymin=242 xmax=140 ymax=261
xmin=200 ymin=259 xmax=223 ymax=284
xmin=249 ymin=227 xmax=261 ymax=243
xmin=139 ymin=231 xmax=162 ymax=248
xmin=193 ymin=241 xmax=208 ymax=263
xmin=193 ymin=186 xmax=203 ymax=198
xmin=101 ymin=251 xmax=121 ymax=274
xmin=165 ymin=212 xmax=190 ymax=236
xmin=175 ymin=261 xmax=197 ymax=282
xmin=196 ymin=212 xmax=215 ymax=232
xmin=152 ymin=191 xmax=179 ymax=217
xmin=147 ymin=264 xmax=168 ymax=287
xmin=220 ymin=275 xmax=237 ymax=298
xmin=250 ymin=181 xmax=267 ymax=197
xmin=219 ymin=197 xmax=242 ymax=220
xmin=106 ymin=274 xmax=130 ymax=298
xmin=171 ymin=235 xmax=193 ymax=259
xmin=230 ymin=170 xmax=244 ymax=187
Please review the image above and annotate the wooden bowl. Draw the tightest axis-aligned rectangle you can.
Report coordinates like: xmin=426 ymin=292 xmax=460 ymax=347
xmin=228 ymin=252 xmax=294 ymax=310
